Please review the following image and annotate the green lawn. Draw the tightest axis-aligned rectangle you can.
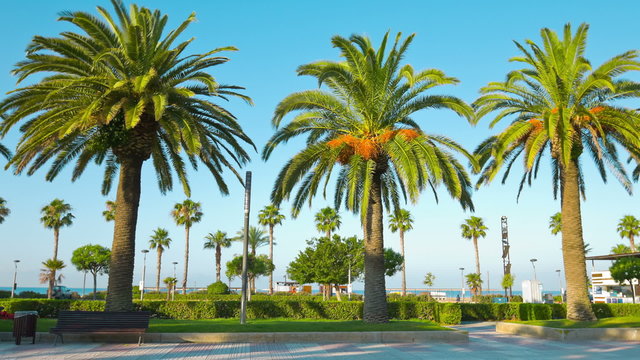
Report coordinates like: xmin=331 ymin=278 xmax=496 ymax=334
xmin=514 ymin=316 xmax=640 ymax=329
xmin=0 ymin=318 xmax=449 ymax=333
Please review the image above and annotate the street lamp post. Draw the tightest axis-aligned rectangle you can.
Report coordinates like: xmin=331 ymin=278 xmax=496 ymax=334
xmin=172 ymin=261 xmax=178 ymax=301
xmin=348 ymin=254 xmax=352 ymax=300
xmin=140 ymin=250 xmax=149 ymax=301
xmin=10 ymin=260 xmax=20 ymax=298
xmin=459 ymin=267 xmax=465 ymax=303
xmin=530 ymin=259 xmax=538 ymax=281
xmin=556 ymin=269 xmax=563 ymax=303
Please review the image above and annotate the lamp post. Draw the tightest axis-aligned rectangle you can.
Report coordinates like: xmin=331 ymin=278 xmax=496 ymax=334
xmin=140 ymin=250 xmax=149 ymax=300
xmin=10 ymin=260 xmax=20 ymax=298
xmin=556 ymin=269 xmax=563 ymax=303
xmin=459 ymin=267 xmax=465 ymax=303
xmin=172 ymin=261 xmax=178 ymax=301
xmin=530 ymin=258 xmax=538 ymax=281
xmin=347 ymin=253 xmax=352 ymax=300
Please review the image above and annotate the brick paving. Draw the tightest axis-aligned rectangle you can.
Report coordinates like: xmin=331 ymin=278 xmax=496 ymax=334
xmin=0 ymin=322 xmax=639 ymax=359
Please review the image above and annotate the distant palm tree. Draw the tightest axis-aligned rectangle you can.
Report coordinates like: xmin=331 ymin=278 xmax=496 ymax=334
xmin=204 ymin=231 xmax=232 ymax=282
xmin=163 ymin=277 xmax=177 ymax=301
xmin=549 ymin=212 xmax=562 ymax=235
xmin=315 ymin=207 xmax=341 ymax=238
xmin=0 ymin=197 xmax=10 ymax=224
xmin=40 ymin=259 xmax=66 ymax=299
xmin=465 ymin=273 xmax=483 ymax=296
xmin=388 ymin=209 xmax=414 ymax=296
xmin=258 ymin=204 xmax=285 ymax=294
xmin=149 ymin=228 xmax=172 ymax=292
xmin=461 ymin=216 xmax=487 ymax=293
xmin=41 ymin=199 xmax=74 ymax=264
xmin=501 ymin=273 xmax=515 ymax=298
xmin=102 ymin=201 xmax=116 ymax=222
xmin=617 ymin=215 xmax=640 ymax=252
xmin=172 ymin=199 xmax=203 ymax=294
xmin=611 ymin=244 xmax=632 ymax=254
xmin=235 ymin=226 xmax=269 ymax=292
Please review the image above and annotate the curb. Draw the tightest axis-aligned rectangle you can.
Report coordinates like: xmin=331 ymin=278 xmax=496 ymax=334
xmin=0 ymin=330 xmax=468 ymax=344
xmin=496 ymin=322 xmax=640 ymax=342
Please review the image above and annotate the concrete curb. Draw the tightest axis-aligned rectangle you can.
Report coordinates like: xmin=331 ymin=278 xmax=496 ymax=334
xmin=496 ymin=322 xmax=640 ymax=342
xmin=0 ymin=330 xmax=468 ymax=344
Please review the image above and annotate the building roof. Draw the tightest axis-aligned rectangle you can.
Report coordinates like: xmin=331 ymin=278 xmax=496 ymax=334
xmin=585 ymin=252 xmax=640 ymax=261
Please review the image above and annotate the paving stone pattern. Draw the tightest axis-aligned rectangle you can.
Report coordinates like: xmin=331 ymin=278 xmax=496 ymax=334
xmin=0 ymin=323 xmax=639 ymax=359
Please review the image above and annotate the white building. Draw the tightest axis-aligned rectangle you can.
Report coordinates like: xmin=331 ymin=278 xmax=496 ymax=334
xmin=592 ymin=270 xmax=640 ymax=304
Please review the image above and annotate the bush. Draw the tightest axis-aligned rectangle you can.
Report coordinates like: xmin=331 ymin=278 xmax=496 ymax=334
xmin=592 ymin=303 xmax=640 ymax=318
xmin=509 ymin=295 xmax=523 ymax=302
xmin=0 ymin=291 xmax=11 ymax=299
xmin=471 ymin=295 xmax=505 ymax=304
xmin=17 ymin=291 xmax=47 ymax=299
xmin=207 ymin=281 xmax=230 ymax=295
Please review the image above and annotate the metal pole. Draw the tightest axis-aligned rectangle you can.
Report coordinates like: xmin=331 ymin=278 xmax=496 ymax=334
xmin=11 ymin=260 xmax=19 ymax=298
xmin=240 ymin=171 xmax=252 ymax=324
xmin=459 ymin=267 xmax=465 ymax=303
xmin=556 ymin=269 xmax=563 ymax=302
xmin=530 ymin=258 xmax=538 ymax=281
xmin=172 ymin=261 xmax=177 ymax=301
xmin=141 ymin=250 xmax=149 ymax=301
xmin=348 ymin=260 xmax=352 ymax=300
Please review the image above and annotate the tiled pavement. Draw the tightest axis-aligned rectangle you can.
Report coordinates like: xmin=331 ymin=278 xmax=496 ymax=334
xmin=0 ymin=322 xmax=639 ymax=359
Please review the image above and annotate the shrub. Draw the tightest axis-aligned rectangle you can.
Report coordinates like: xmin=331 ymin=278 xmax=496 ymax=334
xmin=17 ymin=291 xmax=47 ymax=299
xmin=509 ymin=295 xmax=523 ymax=302
xmin=0 ymin=291 xmax=11 ymax=299
xmin=207 ymin=281 xmax=230 ymax=295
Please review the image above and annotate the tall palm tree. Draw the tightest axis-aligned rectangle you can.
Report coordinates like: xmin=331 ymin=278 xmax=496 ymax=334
xmin=0 ymin=1 xmax=253 ymax=311
xmin=172 ymin=199 xmax=203 ymax=294
xmin=262 ymin=32 xmax=474 ymax=322
xmin=41 ymin=199 xmax=74 ymax=262
xmin=617 ymin=215 xmax=640 ymax=252
xmin=473 ymin=23 xmax=640 ymax=321
xmin=314 ymin=207 xmax=342 ymax=238
xmin=460 ymin=216 xmax=487 ymax=293
xmin=257 ymin=205 xmax=285 ymax=294
xmin=204 ymin=231 xmax=232 ymax=282
xmin=103 ymin=201 xmax=116 ymax=222
xmin=549 ymin=212 xmax=562 ymax=235
xmin=149 ymin=228 xmax=171 ymax=292
xmin=40 ymin=259 xmax=66 ymax=299
xmin=388 ymin=209 xmax=413 ymax=296
xmin=0 ymin=197 xmax=10 ymax=224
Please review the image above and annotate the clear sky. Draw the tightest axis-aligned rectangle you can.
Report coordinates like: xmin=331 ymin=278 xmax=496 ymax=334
xmin=1 ymin=0 xmax=639 ymax=293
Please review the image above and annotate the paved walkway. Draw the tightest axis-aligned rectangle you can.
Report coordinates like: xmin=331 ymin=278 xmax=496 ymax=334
xmin=0 ymin=323 xmax=639 ymax=359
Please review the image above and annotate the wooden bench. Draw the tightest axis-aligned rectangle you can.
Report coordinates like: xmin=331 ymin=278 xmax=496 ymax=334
xmin=50 ymin=311 xmax=150 ymax=345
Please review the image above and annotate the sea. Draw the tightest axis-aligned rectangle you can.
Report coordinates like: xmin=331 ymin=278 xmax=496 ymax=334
xmin=1 ymin=287 xmax=560 ymax=299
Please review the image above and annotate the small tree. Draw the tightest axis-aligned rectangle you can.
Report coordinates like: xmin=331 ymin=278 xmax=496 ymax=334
xmin=40 ymin=259 xmax=66 ymax=298
xmin=465 ymin=273 xmax=483 ymax=297
xmin=501 ymin=273 xmax=515 ymax=298
xmin=102 ymin=200 xmax=116 ymax=222
xmin=423 ymin=273 xmax=435 ymax=288
xmin=71 ymin=244 xmax=111 ymax=300
xmin=163 ymin=277 xmax=177 ymax=301
xmin=617 ymin=215 xmax=640 ymax=252
xmin=609 ymin=257 xmax=640 ymax=303
xmin=226 ymin=254 xmax=274 ymax=300
xmin=549 ymin=212 xmax=562 ymax=235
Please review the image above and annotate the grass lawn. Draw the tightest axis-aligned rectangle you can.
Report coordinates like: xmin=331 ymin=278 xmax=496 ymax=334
xmin=514 ymin=316 xmax=640 ymax=329
xmin=0 ymin=318 xmax=450 ymax=333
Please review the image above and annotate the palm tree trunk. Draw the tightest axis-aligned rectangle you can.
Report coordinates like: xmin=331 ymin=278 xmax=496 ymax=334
xmin=216 ymin=244 xmax=222 ymax=282
xmin=105 ymin=157 xmax=144 ymax=312
xmin=156 ymin=249 xmax=162 ymax=292
xmin=326 ymin=230 xmax=331 ymax=238
xmin=269 ymin=225 xmax=274 ymax=295
xmin=183 ymin=226 xmax=190 ymax=295
xmin=473 ymin=237 xmax=482 ymax=295
xmin=400 ymin=229 xmax=406 ymax=297
xmin=53 ymin=228 xmax=59 ymax=260
xmin=561 ymin=160 xmax=596 ymax=321
xmin=630 ymin=234 xmax=637 ymax=253
xmin=363 ymin=170 xmax=388 ymax=323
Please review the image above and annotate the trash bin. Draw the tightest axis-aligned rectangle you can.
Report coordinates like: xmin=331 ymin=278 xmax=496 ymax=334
xmin=13 ymin=311 xmax=38 ymax=345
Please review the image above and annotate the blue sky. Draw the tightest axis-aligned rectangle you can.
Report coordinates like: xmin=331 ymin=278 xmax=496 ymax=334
xmin=1 ymin=0 xmax=639 ymax=293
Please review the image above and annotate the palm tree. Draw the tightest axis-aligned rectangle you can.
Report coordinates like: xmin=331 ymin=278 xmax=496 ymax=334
xmin=473 ymin=23 xmax=640 ymax=321
xmin=388 ymin=209 xmax=413 ymax=296
xmin=41 ymin=199 xmax=74 ymax=262
xmin=204 ymin=231 xmax=232 ymax=282
xmin=262 ymin=32 xmax=474 ymax=322
xmin=0 ymin=1 xmax=253 ymax=311
xmin=314 ymin=207 xmax=342 ymax=238
xmin=617 ymin=215 xmax=640 ymax=252
xmin=103 ymin=201 xmax=116 ymax=222
xmin=465 ymin=273 xmax=483 ymax=297
xmin=234 ymin=226 xmax=269 ymax=293
xmin=501 ymin=273 xmax=515 ymax=298
xmin=460 ymin=216 xmax=487 ymax=293
xmin=0 ymin=197 xmax=10 ymax=224
xmin=149 ymin=228 xmax=171 ymax=292
xmin=172 ymin=199 xmax=203 ymax=294
xmin=163 ymin=277 xmax=177 ymax=301
xmin=611 ymin=244 xmax=631 ymax=254
xmin=258 ymin=204 xmax=285 ymax=294
xmin=40 ymin=259 xmax=66 ymax=299
xmin=549 ymin=212 xmax=562 ymax=235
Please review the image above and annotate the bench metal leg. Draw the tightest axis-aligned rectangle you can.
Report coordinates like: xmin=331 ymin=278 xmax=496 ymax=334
xmin=138 ymin=334 xmax=143 ymax=346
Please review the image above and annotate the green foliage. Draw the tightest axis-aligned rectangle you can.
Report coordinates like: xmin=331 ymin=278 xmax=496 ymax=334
xmin=0 ymin=290 xmax=10 ymax=298
xmin=383 ymin=248 xmax=404 ymax=277
xmin=423 ymin=273 xmax=435 ymax=287
xmin=510 ymin=295 xmax=523 ymax=302
xmin=609 ymin=257 xmax=640 ymax=295
xmin=314 ymin=207 xmax=341 ymax=237
xmin=226 ymin=254 xmax=274 ymax=281
xmin=40 ymin=199 xmax=74 ymax=231
xmin=465 ymin=273 xmax=483 ymax=295
xmin=0 ymin=197 xmax=10 ymax=224
xmin=71 ymin=244 xmax=111 ymax=276
xmin=17 ymin=291 xmax=47 ymax=299
xmin=234 ymin=226 xmax=269 ymax=254
xmin=501 ymin=273 xmax=515 ymax=290
xmin=207 ymin=281 xmax=230 ymax=295
xmin=612 ymin=244 xmax=632 ymax=254
xmin=549 ymin=212 xmax=562 ymax=235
